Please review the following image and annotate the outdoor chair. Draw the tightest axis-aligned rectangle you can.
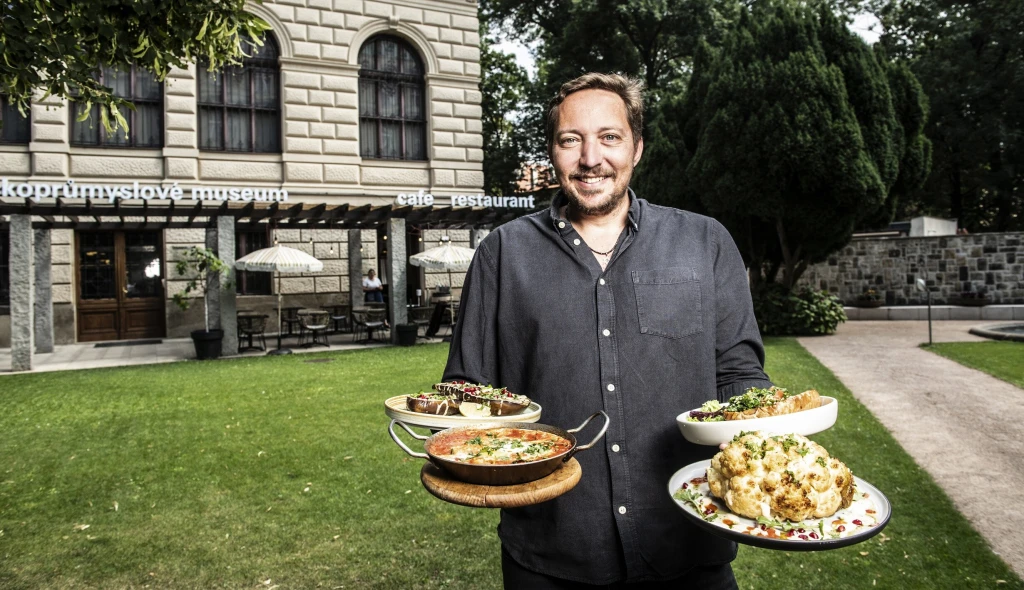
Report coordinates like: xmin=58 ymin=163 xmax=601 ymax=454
xmin=237 ymin=314 xmax=269 ymax=353
xmin=328 ymin=304 xmax=349 ymax=334
xmin=297 ymin=310 xmax=331 ymax=348
xmin=352 ymin=309 xmax=388 ymax=344
xmin=409 ymin=306 xmax=432 ymax=340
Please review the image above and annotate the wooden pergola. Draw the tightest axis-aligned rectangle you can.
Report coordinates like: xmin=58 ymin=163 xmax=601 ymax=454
xmin=0 ymin=199 xmax=533 ymax=230
xmin=2 ymin=197 xmax=539 ymax=371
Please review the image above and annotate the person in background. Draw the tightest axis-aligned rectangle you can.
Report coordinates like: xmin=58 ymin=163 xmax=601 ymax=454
xmin=443 ymin=72 xmax=772 ymax=588
xmin=362 ymin=269 xmax=384 ymax=303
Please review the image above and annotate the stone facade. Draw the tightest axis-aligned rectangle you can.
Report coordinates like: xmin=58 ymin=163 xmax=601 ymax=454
xmin=0 ymin=0 xmax=484 ymax=345
xmin=0 ymin=0 xmax=484 ymax=194
xmin=799 ymin=232 xmax=1024 ymax=305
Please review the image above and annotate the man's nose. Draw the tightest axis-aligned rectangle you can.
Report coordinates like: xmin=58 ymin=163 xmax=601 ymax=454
xmin=579 ymin=139 xmax=602 ymax=169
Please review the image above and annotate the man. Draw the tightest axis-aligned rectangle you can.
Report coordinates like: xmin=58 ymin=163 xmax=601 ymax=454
xmin=444 ymin=73 xmax=772 ymax=588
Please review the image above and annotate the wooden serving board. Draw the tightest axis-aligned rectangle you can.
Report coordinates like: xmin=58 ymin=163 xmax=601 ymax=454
xmin=420 ymin=458 xmax=582 ymax=508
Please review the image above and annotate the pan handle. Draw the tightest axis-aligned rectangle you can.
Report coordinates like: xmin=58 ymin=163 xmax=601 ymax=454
xmin=388 ymin=419 xmax=429 ymax=459
xmin=565 ymin=411 xmax=610 ymax=460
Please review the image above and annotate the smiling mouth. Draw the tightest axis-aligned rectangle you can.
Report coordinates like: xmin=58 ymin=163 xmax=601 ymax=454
xmin=575 ymin=176 xmax=609 ymax=185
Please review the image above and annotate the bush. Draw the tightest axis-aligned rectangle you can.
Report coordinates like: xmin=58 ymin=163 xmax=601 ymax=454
xmin=752 ymin=284 xmax=847 ymax=336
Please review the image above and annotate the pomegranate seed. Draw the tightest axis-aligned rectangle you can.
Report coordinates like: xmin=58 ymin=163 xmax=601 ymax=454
xmin=853 ymin=519 xmax=863 ymax=526
xmin=760 ymin=524 xmax=767 ymax=531
xmin=837 ymin=525 xmax=846 ymax=532
xmin=810 ymin=532 xmax=819 ymax=539
xmin=799 ymin=534 xmax=808 ymax=540
xmin=797 ymin=528 xmax=805 ymax=533
xmin=681 ymin=483 xmax=688 ymax=489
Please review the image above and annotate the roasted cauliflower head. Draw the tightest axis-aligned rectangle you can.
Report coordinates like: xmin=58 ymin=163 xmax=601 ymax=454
xmin=707 ymin=431 xmax=854 ymax=521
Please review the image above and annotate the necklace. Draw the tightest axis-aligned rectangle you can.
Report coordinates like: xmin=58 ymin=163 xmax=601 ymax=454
xmin=562 ymin=208 xmax=617 ymax=258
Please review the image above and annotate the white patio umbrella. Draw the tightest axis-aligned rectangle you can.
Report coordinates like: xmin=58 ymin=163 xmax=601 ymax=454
xmin=409 ymin=237 xmax=475 ymax=332
xmin=235 ymin=243 xmax=323 ymax=355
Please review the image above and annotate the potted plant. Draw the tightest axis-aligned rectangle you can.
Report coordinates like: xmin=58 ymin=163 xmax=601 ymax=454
xmin=853 ymin=288 xmax=884 ymax=308
xmin=955 ymin=287 xmax=990 ymax=307
xmin=172 ymin=246 xmax=233 ymax=360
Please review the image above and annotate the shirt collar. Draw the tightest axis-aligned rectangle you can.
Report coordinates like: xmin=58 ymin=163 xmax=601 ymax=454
xmin=548 ymin=188 xmax=642 ymax=233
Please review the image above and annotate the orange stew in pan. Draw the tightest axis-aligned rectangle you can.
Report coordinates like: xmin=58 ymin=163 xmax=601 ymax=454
xmin=428 ymin=427 xmax=573 ymax=465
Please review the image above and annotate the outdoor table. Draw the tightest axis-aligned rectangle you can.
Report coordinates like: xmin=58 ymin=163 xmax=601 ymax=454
xmin=274 ymin=306 xmax=304 ymax=337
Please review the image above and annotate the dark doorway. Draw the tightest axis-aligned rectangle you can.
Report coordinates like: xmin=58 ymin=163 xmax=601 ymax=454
xmin=76 ymin=231 xmax=166 ymax=342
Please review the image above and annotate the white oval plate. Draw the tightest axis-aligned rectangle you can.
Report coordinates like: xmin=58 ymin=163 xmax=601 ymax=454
xmin=668 ymin=459 xmax=890 ymax=551
xmin=384 ymin=395 xmax=542 ymax=430
xmin=676 ymin=396 xmax=838 ymax=446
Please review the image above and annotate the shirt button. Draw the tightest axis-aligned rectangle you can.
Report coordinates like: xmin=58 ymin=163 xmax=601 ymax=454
xmin=618 ymin=506 xmax=627 ymax=515
xmin=573 ymin=238 xmax=581 ymax=246
xmin=607 ymin=383 xmax=615 ymax=392
xmin=602 ymin=329 xmax=610 ymax=336
xmin=599 ymin=278 xmax=606 ymax=285
xmin=558 ymin=221 xmax=566 ymax=228
xmin=612 ymin=444 xmax=620 ymax=452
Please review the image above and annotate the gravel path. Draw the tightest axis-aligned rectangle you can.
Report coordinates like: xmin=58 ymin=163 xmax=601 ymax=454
xmin=798 ymin=321 xmax=1024 ymax=577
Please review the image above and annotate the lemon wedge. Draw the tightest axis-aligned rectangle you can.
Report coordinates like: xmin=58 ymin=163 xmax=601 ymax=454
xmin=459 ymin=402 xmax=491 ymax=418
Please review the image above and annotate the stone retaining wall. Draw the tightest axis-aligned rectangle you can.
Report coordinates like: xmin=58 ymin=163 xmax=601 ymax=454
xmin=799 ymin=232 xmax=1024 ymax=305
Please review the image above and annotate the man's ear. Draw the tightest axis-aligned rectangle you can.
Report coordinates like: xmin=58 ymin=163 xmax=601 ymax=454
xmin=633 ymin=137 xmax=644 ymax=167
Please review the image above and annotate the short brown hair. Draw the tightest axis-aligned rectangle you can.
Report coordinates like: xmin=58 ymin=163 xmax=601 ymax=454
xmin=545 ymin=73 xmax=645 ymax=154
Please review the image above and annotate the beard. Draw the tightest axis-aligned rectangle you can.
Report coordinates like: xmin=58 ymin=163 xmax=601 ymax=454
xmin=560 ymin=166 xmax=632 ymax=217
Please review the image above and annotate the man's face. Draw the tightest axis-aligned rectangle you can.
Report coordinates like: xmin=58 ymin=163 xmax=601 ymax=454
xmin=368 ymin=271 xmax=375 ymax=279
xmin=551 ymin=89 xmax=644 ymax=217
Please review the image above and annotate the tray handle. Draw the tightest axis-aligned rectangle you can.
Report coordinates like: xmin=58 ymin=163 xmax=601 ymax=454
xmin=565 ymin=411 xmax=610 ymax=459
xmin=388 ymin=419 xmax=429 ymax=459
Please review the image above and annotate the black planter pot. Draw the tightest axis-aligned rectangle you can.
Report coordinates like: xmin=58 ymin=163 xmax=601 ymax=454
xmin=853 ymin=299 xmax=884 ymax=308
xmin=191 ymin=329 xmax=224 ymax=360
xmin=396 ymin=324 xmax=418 ymax=347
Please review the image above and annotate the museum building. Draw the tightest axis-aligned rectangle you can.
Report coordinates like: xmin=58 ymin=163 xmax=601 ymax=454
xmin=0 ymin=0 xmax=534 ymax=366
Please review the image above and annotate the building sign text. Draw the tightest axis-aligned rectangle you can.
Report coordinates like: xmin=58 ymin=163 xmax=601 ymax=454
xmin=396 ymin=189 xmax=535 ymax=209
xmin=1 ymin=178 xmax=288 ymax=204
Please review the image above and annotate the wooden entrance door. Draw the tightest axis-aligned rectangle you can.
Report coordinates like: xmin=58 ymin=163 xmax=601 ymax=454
xmin=76 ymin=231 xmax=166 ymax=342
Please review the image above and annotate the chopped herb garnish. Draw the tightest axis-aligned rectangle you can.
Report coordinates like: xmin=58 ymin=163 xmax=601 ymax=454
xmin=673 ymin=487 xmax=721 ymax=523
xmin=756 ymin=515 xmax=797 ymax=532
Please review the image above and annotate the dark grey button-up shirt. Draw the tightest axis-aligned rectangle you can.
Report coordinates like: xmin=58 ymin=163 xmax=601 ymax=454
xmin=443 ymin=191 xmax=773 ymax=584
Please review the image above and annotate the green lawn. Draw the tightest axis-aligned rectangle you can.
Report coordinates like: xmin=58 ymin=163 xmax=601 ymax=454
xmin=925 ymin=341 xmax=1024 ymax=389
xmin=0 ymin=341 xmax=1020 ymax=589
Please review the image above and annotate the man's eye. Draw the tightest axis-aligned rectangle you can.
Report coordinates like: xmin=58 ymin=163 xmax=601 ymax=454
xmin=603 ymin=134 xmax=620 ymax=141
xmin=561 ymin=137 xmax=579 ymax=145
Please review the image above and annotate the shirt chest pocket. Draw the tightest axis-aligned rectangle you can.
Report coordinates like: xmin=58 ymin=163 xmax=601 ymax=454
xmin=631 ymin=267 xmax=703 ymax=339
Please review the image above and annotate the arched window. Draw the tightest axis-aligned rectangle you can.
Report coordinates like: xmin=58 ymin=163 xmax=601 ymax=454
xmin=71 ymin=64 xmax=162 ymax=148
xmin=0 ymin=96 xmax=30 ymax=144
xmin=358 ymin=35 xmax=426 ymax=160
xmin=199 ymin=33 xmax=280 ymax=153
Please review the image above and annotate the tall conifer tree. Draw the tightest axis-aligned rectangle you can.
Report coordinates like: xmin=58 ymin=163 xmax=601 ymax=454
xmin=676 ymin=2 xmax=929 ymax=288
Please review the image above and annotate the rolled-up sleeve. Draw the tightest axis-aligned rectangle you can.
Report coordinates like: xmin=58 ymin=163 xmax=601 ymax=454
xmin=711 ymin=221 xmax=774 ymax=400
xmin=443 ymin=240 xmax=499 ymax=385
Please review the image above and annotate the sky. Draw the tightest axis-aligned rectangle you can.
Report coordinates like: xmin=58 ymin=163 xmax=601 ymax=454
xmin=492 ymin=12 xmax=883 ymax=78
